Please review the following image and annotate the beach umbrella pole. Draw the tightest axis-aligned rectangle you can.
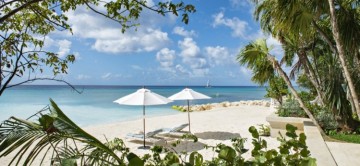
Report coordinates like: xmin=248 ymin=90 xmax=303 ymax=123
xmin=187 ymin=100 xmax=191 ymax=133
xmin=143 ymin=105 xmax=145 ymax=148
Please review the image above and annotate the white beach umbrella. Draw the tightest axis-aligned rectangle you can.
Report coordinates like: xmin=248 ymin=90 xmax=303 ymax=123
xmin=168 ymin=88 xmax=211 ymax=132
xmin=114 ymin=88 xmax=172 ymax=148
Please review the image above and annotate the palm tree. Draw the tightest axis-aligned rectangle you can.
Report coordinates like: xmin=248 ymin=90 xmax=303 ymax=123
xmin=327 ymin=0 xmax=360 ymax=118
xmin=251 ymin=0 xmax=360 ymax=124
xmin=252 ymin=0 xmax=327 ymax=106
xmin=237 ymin=39 xmax=325 ymax=135
xmin=281 ymin=36 xmax=326 ymax=106
xmin=0 ymin=99 xmax=134 ymax=165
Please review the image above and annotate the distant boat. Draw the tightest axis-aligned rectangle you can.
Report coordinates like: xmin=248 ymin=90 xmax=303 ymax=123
xmin=206 ymin=80 xmax=211 ymax=88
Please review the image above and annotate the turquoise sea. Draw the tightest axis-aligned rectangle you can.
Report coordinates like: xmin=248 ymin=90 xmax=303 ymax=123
xmin=0 ymin=85 xmax=267 ymax=127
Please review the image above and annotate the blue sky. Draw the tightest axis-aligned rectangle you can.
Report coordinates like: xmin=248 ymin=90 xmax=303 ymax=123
xmin=29 ymin=0 xmax=282 ymax=86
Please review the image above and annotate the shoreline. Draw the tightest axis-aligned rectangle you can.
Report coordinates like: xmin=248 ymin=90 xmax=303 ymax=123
xmin=83 ymin=104 xmax=277 ymax=159
xmin=80 ymin=99 xmax=272 ymax=127
xmin=0 ymin=104 xmax=276 ymax=164
xmin=172 ymin=99 xmax=271 ymax=112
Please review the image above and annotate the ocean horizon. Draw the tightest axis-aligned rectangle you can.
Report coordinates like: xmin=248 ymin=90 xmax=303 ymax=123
xmin=0 ymin=85 xmax=268 ymax=127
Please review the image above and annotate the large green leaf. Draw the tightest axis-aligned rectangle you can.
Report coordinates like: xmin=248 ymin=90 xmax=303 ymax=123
xmin=127 ymin=153 xmax=144 ymax=166
xmin=0 ymin=99 xmax=126 ymax=165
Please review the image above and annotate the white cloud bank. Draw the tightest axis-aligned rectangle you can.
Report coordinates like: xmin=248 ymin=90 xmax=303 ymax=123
xmin=178 ymin=38 xmax=209 ymax=77
xmin=213 ymin=12 xmax=249 ymax=38
xmin=172 ymin=26 xmax=196 ymax=37
xmin=205 ymin=46 xmax=236 ymax=66
xmin=65 ymin=2 xmax=173 ymax=54
xmin=156 ymin=48 xmax=176 ymax=69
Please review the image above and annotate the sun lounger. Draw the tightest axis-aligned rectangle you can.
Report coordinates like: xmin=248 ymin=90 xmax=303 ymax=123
xmin=126 ymin=129 xmax=163 ymax=140
xmin=159 ymin=123 xmax=189 ymax=137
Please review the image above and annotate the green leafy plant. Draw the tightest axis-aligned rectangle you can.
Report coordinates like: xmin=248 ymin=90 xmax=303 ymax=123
xmin=258 ymin=124 xmax=271 ymax=136
xmin=0 ymin=100 xmax=317 ymax=165
xmin=0 ymin=0 xmax=196 ymax=95
xmin=315 ymin=108 xmax=339 ymax=131
xmin=265 ymin=76 xmax=289 ymax=105
xmin=277 ymin=98 xmax=307 ymax=118
xmin=172 ymin=105 xmax=187 ymax=112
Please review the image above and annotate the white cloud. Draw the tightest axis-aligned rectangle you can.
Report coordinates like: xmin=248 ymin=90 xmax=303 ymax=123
xmin=240 ymin=67 xmax=251 ymax=76
xmin=178 ymin=38 xmax=200 ymax=59
xmin=227 ymin=71 xmax=236 ymax=78
xmin=175 ymin=64 xmax=190 ymax=75
xmin=43 ymin=36 xmax=55 ymax=48
xmin=178 ymin=38 xmax=209 ymax=77
xmin=101 ymin=72 xmax=121 ymax=80
xmin=76 ymin=74 xmax=91 ymax=80
xmin=266 ymin=36 xmax=283 ymax=56
xmin=101 ymin=73 xmax=112 ymax=79
xmin=205 ymin=46 xmax=236 ymax=65
xmin=65 ymin=3 xmax=173 ymax=54
xmin=57 ymin=40 xmax=72 ymax=58
xmin=156 ymin=48 xmax=176 ymax=71
xmin=230 ymin=0 xmax=251 ymax=8
xmin=131 ymin=65 xmax=143 ymax=70
xmin=172 ymin=26 xmax=196 ymax=37
xmin=42 ymin=37 xmax=73 ymax=58
xmin=212 ymin=12 xmax=249 ymax=38
xmin=73 ymin=52 xmax=81 ymax=60
xmin=189 ymin=58 xmax=207 ymax=69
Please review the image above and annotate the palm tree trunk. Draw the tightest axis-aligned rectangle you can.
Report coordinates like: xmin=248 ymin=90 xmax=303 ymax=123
xmin=267 ymin=54 xmax=326 ymax=136
xmin=298 ymin=50 xmax=325 ymax=105
xmin=327 ymin=0 xmax=360 ymax=118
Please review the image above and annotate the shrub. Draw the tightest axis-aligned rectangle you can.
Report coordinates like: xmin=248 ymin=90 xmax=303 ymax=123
xmin=258 ymin=124 xmax=271 ymax=136
xmin=172 ymin=105 xmax=187 ymax=112
xmin=201 ymin=124 xmax=316 ymax=165
xmin=314 ymin=108 xmax=338 ymax=131
xmin=277 ymin=98 xmax=307 ymax=118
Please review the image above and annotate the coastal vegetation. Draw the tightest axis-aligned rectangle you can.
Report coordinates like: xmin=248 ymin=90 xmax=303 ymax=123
xmin=1 ymin=0 xmax=360 ymax=164
xmin=0 ymin=100 xmax=316 ymax=165
xmin=0 ymin=0 xmax=195 ymax=96
xmin=237 ymin=0 xmax=360 ymax=138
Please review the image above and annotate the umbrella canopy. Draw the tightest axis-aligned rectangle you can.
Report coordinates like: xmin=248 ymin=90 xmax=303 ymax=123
xmin=168 ymin=88 xmax=211 ymax=132
xmin=114 ymin=88 xmax=172 ymax=148
xmin=114 ymin=88 xmax=172 ymax=105
xmin=168 ymin=88 xmax=211 ymax=101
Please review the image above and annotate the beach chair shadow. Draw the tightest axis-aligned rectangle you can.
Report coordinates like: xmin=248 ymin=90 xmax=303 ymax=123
xmin=158 ymin=140 xmax=206 ymax=153
xmin=194 ymin=131 xmax=240 ymax=140
xmin=159 ymin=123 xmax=189 ymax=138
xmin=126 ymin=129 xmax=165 ymax=145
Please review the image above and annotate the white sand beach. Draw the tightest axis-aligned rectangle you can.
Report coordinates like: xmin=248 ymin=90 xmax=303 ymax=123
xmin=84 ymin=105 xmax=277 ymax=160
xmin=0 ymin=104 xmax=277 ymax=164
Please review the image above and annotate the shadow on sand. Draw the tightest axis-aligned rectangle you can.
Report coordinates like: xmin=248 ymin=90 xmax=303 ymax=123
xmin=158 ymin=140 xmax=207 ymax=153
xmin=195 ymin=131 xmax=240 ymax=140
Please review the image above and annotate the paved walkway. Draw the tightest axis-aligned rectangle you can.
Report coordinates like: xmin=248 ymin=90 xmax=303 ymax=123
xmin=303 ymin=121 xmax=337 ymax=166
xmin=326 ymin=141 xmax=360 ymax=166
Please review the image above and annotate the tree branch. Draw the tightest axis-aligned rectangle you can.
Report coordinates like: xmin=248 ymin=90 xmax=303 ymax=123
xmin=84 ymin=2 xmax=125 ymax=24
xmin=312 ymin=20 xmax=337 ymax=54
xmin=29 ymin=7 xmax=68 ymax=30
xmin=0 ymin=0 xmax=43 ymax=24
xmin=5 ymin=77 xmax=83 ymax=94
xmin=0 ymin=0 xmax=20 ymax=10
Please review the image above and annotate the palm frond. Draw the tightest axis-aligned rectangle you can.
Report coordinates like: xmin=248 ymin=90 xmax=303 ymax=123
xmin=0 ymin=99 xmax=127 ymax=165
xmin=237 ymin=39 xmax=275 ymax=85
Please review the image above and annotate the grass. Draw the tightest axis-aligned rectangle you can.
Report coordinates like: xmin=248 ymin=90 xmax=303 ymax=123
xmin=329 ymin=133 xmax=360 ymax=144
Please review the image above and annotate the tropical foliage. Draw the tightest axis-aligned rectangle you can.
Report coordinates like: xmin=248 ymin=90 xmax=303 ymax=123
xmin=0 ymin=100 xmax=316 ymax=165
xmin=277 ymin=98 xmax=306 ymax=118
xmin=238 ymin=0 xmax=360 ymax=132
xmin=265 ymin=76 xmax=289 ymax=105
xmin=0 ymin=0 xmax=195 ymax=95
